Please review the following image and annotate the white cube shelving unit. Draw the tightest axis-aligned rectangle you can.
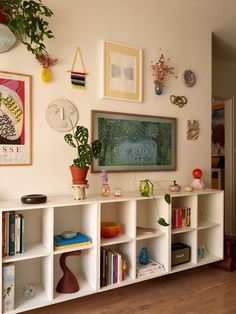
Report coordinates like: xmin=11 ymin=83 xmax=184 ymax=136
xmin=0 ymin=189 xmax=224 ymax=313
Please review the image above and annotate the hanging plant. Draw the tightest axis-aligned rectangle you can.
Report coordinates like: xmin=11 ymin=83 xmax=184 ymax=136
xmin=1 ymin=0 xmax=57 ymax=82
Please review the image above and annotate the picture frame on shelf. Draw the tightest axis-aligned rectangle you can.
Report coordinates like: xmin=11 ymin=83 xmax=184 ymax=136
xmin=102 ymin=41 xmax=142 ymax=102
xmin=0 ymin=71 xmax=32 ymax=166
xmin=91 ymin=110 xmax=177 ymax=172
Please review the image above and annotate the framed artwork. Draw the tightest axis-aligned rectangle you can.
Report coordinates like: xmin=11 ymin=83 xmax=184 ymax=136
xmin=0 ymin=71 xmax=32 ymax=165
xmin=92 ymin=110 xmax=176 ymax=172
xmin=102 ymin=41 xmax=142 ymax=102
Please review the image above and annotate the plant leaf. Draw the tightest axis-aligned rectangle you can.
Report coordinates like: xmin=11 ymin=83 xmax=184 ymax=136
xmin=158 ymin=217 xmax=169 ymax=227
xmin=76 ymin=126 xmax=88 ymax=144
xmin=92 ymin=140 xmax=102 ymax=158
xmin=64 ymin=134 xmax=76 ymax=148
xmin=164 ymin=193 xmax=171 ymax=204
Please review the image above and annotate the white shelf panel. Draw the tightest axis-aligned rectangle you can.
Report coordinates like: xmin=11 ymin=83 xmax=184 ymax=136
xmin=197 ymin=253 xmax=222 ymax=265
xmin=101 ymin=234 xmax=133 ymax=246
xmin=53 ymin=244 xmax=94 ymax=255
xmin=135 ymin=270 xmax=167 ymax=281
xmin=2 ymin=242 xmax=51 ymax=263
xmin=8 ymin=284 xmax=51 ymax=314
xmin=197 ymin=220 xmax=220 ymax=230
xmin=171 ymin=227 xmax=196 ymax=234
xmin=54 ymin=275 xmax=96 ymax=303
xmin=99 ymin=276 xmax=134 ymax=291
xmin=171 ymin=261 xmax=197 ymax=273
xmin=136 ymin=230 xmax=165 ymax=240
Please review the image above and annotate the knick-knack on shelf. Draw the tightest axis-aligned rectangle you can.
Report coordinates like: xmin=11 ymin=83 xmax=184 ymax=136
xmin=99 ymin=170 xmax=110 ymax=196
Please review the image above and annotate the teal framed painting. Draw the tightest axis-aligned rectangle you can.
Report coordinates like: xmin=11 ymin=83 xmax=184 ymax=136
xmin=91 ymin=110 xmax=176 ymax=172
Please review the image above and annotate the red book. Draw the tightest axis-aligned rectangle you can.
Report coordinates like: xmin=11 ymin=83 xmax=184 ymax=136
xmin=173 ymin=208 xmax=176 ymax=228
xmin=178 ymin=208 xmax=182 ymax=228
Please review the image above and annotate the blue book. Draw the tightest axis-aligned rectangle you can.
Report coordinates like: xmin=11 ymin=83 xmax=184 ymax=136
xmin=54 ymin=232 xmax=91 ymax=247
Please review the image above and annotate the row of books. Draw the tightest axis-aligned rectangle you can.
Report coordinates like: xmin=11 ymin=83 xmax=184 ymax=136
xmin=172 ymin=207 xmax=191 ymax=229
xmin=2 ymin=212 xmax=24 ymax=257
xmin=100 ymin=248 xmax=127 ymax=287
xmin=136 ymin=259 xmax=165 ymax=278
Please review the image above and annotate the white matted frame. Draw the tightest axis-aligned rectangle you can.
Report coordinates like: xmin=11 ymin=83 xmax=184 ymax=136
xmin=102 ymin=41 xmax=142 ymax=102
xmin=0 ymin=71 xmax=32 ymax=166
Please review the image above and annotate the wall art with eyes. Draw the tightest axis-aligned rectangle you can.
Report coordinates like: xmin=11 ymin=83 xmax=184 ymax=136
xmin=46 ymin=99 xmax=79 ymax=132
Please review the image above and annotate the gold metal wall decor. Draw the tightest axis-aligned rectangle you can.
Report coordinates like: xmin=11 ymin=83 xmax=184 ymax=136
xmin=187 ymin=120 xmax=199 ymax=140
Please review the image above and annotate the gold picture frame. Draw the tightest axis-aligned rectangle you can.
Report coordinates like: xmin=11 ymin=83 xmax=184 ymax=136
xmin=102 ymin=41 xmax=142 ymax=102
xmin=0 ymin=71 xmax=32 ymax=166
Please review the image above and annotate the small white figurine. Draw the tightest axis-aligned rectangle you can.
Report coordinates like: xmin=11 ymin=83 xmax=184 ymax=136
xmin=191 ymin=168 xmax=205 ymax=190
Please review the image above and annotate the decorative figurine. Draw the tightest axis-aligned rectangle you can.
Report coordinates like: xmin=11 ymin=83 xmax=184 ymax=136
xmin=99 ymin=170 xmax=110 ymax=196
xmin=168 ymin=180 xmax=181 ymax=192
xmin=191 ymin=168 xmax=205 ymax=190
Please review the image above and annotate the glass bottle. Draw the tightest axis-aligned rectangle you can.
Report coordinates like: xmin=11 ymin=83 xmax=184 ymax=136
xmin=139 ymin=247 xmax=150 ymax=265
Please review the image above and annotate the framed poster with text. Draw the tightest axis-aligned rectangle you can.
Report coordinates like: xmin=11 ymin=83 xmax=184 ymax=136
xmin=0 ymin=71 xmax=32 ymax=165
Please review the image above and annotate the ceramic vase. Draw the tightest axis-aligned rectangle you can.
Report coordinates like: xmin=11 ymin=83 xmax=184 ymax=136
xmin=154 ymin=82 xmax=164 ymax=95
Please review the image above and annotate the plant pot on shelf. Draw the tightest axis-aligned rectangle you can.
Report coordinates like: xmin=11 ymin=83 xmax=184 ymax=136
xmin=70 ymin=165 xmax=89 ymax=184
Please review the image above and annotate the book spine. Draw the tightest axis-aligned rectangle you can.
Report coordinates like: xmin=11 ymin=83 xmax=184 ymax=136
xmin=182 ymin=208 xmax=186 ymax=227
xmin=15 ymin=214 xmax=21 ymax=254
xmin=2 ymin=263 xmax=15 ymax=312
xmin=178 ymin=208 xmax=182 ymax=228
xmin=5 ymin=212 xmax=10 ymax=256
xmin=175 ymin=208 xmax=178 ymax=228
xmin=9 ymin=212 xmax=15 ymax=256
xmin=101 ymin=248 xmax=106 ymax=287
xmin=173 ymin=208 xmax=176 ymax=228
xmin=2 ymin=212 xmax=5 ymax=257
xmin=20 ymin=214 xmax=24 ymax=253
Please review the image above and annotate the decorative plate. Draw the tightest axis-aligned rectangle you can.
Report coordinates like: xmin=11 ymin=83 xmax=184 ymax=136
xmin=183 ymin=70 xmax=196 ymax=87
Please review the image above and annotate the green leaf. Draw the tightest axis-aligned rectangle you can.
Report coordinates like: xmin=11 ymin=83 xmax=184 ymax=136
xmin=64 ymin=134 xmax=76 ymax=148
xmin=158 ymin=217 xmax=169 ymax=227
xmin=92 ymin=140 xmax=102 ymax=158
xmin=164 ymin=193 xmax=171 ymax=204
xmin=78 ymin=144 xmax=92 ymax=166
xmin=76 ymin=126 xmax=88 ymax=144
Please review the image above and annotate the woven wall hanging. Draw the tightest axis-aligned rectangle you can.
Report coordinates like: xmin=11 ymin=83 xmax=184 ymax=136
xmin=69 ymin=47 xmax=88 ymax=89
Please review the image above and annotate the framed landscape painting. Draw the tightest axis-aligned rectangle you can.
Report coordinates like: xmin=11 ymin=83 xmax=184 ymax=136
xmin=0 ymin=71 xmax=32 ymax=165
xmin=92 ymin=110 xmax=176 ymax=172
xmin=102 ymin=41 xmax=142 ymax=102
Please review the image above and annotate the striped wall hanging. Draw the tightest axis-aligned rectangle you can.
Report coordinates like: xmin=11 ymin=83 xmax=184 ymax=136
xmin=69 ymin=47 xmax=88 ymax=89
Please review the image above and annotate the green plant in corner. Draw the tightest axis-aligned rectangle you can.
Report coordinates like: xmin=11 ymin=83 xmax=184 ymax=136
xmin=1 ymin=0 xmax=57 ymax=81
xmin=64 ymin=125 xmax=102 ymax=183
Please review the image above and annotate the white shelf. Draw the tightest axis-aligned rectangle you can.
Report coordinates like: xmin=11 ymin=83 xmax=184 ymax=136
xmin=0 ymin=189 xmax=224 ymax=314
xmin=2 ymin=242 xmax=51 ymax=263
xmin=197 ymin=220 xmax=220 ymax=230
xmin=101 ymin=234 xmax=133 ymax=246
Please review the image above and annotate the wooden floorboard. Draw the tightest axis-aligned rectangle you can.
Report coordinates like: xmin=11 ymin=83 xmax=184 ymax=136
xmin=25 ymin=266 xmax=236 ymax=314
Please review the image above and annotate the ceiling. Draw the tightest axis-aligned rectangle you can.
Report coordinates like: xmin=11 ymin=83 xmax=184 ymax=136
xmin=156 ymin=0 xmax=236 ymax=62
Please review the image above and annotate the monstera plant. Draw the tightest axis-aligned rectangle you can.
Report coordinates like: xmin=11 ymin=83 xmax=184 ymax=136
xmin=1 ymin=0 xmax=57 ymax=81
xmin=64 ymin=125 xmax=102 ymax=184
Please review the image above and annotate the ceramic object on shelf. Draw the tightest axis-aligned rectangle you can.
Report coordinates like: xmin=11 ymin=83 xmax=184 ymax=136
xmin=154 ymin=81 xmax=164 ymax=95
xmin=168 ymin=180 xmax=181 ymax=192
xmin=139 ymin=247 xmax=150 ymax=265
xmin=139 ymin=179 xmax=153 ymax=197
xmin=101 ymin=222 xmax=121 ymax=238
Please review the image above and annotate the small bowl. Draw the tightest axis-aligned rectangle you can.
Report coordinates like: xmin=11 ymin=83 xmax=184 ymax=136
xmin=101 ymin=222 xmax=121 ymax=238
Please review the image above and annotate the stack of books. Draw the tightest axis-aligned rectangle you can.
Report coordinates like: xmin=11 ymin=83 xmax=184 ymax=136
xmin=100 ymin=248 xmax=127 ymax=287
xmin=172 ymin=207 xmax=191 ymax=229
xmin=2 ymin=212 xmax=25 ymax=257
xmin=136 ymin=259 xmax=164 ymax=278
xmin=53 ymin=232 xmax=92 ymax=251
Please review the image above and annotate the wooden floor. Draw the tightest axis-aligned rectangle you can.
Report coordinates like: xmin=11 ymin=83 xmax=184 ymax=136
xmin=26 ymin=266 xmax=236 ymax=314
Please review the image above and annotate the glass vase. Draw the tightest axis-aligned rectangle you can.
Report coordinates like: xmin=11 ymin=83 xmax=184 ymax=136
xmin=139 ymin=247 xmax=150 ymax=265
xmin=154 ymin=82 xmax=164 ymax=95
xmin=139 ymin=180 xmax=153 ymax=197
xmin=101 ymin=183 xmax=110 ymax=196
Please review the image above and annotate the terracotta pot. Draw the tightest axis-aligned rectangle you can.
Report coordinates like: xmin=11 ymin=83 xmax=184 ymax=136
xmin=70 ymin=165 xmax=89 ymax=184
xmin=0 ymin=6 xmax=7 ymax=24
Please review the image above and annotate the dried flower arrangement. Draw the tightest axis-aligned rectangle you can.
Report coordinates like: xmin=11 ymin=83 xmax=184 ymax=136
xmin=150 ymin=53 xmax=177 ymax=86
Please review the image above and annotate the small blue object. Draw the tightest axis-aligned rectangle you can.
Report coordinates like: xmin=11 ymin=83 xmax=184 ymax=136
xmin=54 ymin=232 xmax=90 ymax=246
xmin=139 ymin=247 xmax=150 ymax=265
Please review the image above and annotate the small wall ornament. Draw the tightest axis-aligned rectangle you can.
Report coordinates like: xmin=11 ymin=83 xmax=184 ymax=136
xmin=170 ymin=95 xmax=187 ymax=108
xmin=182 ymin=70 xmax=196 ymax=87
xmin=150 ymin=52 xmax=177 ymax=95
xmin=187 ymin=120 xmax=199 ymax=140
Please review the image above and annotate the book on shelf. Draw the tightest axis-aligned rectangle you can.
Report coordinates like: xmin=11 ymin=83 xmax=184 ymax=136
xmin=2 ymin=212 xmax=25 ymax=258
xmin=100 ymin=248 xmax=126 ymax=287
xmin=54 ymin=240 xmax=92 ymax=251
xmin=54 ymin=232 xmax=91 ymax=247
xmin=2 ymin=263 xmax=15 ymax=312
xmin=136 ymin=259 xmax=164 ymax=278
xmin=172 ymin=207 xmax=191 ymax=229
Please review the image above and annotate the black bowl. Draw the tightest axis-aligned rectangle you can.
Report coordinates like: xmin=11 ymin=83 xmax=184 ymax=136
xmin=21 ymin=194 xmax=47 ymax=204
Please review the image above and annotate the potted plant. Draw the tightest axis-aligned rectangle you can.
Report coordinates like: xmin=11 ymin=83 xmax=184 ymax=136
xmin=0 ymin=0 xmax=57 ymax=81
xmin=64 ymin=125 xmax=102 ymax=184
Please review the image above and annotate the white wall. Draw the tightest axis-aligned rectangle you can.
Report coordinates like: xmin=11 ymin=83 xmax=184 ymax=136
xmin=0 ymin=0 xmax=212 ymax=199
